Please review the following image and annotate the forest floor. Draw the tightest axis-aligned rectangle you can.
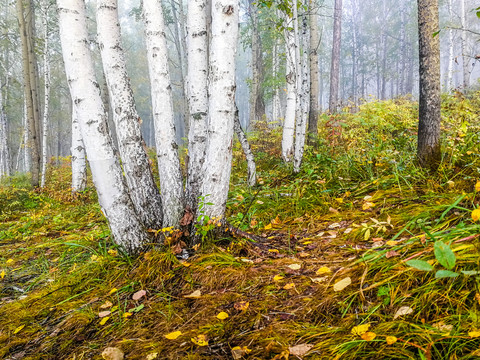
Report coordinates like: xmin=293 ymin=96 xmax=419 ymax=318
xmin=2 ymin=94 xmax=480 ymax=360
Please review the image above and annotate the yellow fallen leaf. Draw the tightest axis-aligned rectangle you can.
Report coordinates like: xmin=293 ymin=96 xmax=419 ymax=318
xmin=146 ymin=353 xmax=158 ymax=360
xmin=476 ymin=181 xmax=480 ymax=192
xmin=107 ymin=249 xmax=118 ymax=257
xmin=264 ymin=223 xmax=272 ymax=230
xmin=468 ymin=331 xmax=480 ymax=338
xmin=386 ymin=240 xmax=398 ymax=246
xmin=184 ymin=290 xmax=202 ymax=299
xmin=6 ymin=259 xmax=14 ymax=265
xmin=335 ymin=197 xmax=344 ymax=203
xmin=216 ymin=312 xmax=229 ymax=320
xmin=181 ymin=261 xmax=191 ymax=267
xmin=386 ymin=336 xmax=397 ymax=345
xmin=393 ymin=306 xmax=413 ymax=319
xmin=110 ymin=305 xmax=119 ymax=313
xmin=472 ymin=209 xmax=480 ymax=222
xmin=364 ymin=228 xmax=371 ymax=241
xmin=231 ymin=346 xmax=252 ymax=359
xmin=100 ymin=300 xmax=113 ymax=309
xmin=191 ymin=334 xmax=208 ymax=346
xmin=333 ymin=277 xmax=352 ymax=292
xmin=362 ymin=202 xmax=375 ymax=210
xmin=165 ymin=331 xmax=182 ymax=340
xmin=0 ymin=270 xmax=5 ymax=279
xmin=361 ymin=332 xmax=376 ymax=341
xmin=13 ymin=325 xmax=25 ymax=334
xmin=316 ymin=267 xmax=332 ymax=275
xmin=108 ymin=288 xmax=118 ymax=295
xmin=283 ymin=283 xmax=295 ymax=290
xmin=288 ymin=264 xmax=301 ymax=270
xmin=446 ymin=180 xmax=455 ymax=188
xmin=302 ymin=241 xmax=312 ymax=245
xmin=234 ymin=301 xmax=249 ymax=311
xmin=123 ymin=312 xmax=132 ymax=318
xmin=99 ymin=316 xmax=110 ymax=325
xmin=273 ymin=275 xmax=284 ymax=282
xmin=351 ymin=323 xmax=370 ymax=336
xmin=268 ymin=249 xmax=279 ymax=253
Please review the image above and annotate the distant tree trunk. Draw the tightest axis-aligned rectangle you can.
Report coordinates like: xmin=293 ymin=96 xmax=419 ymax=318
xmin=97 ymin=0 xmax=164 ymax=230
xmin=417 ymin=0 xmax=441 ymax=170
xmin=308 ymin=0 xmax=319 ymax=143
xmin=40 ymin=0 xmax=50 ymax=188
xmin=460 ymin=0 xmax=469 ymax=89
xmin=201 ymin=0 xmax=239 ymax=219
xmin=185 ymin=0 xmax=209 ymax=214
xmin=234 ymin=106 xmax=256 ymax=187
xmin=351 ymin=0 xmax=358 ymax=105
xmin=16 ymin=0 xmax=40 ymax=186
xmin=400 ymin=7 xmax=407 ymax=94
xmin=71 ymin=101 xmax=87 ymax=193
xmin=272 ymin=38 xmax=282 ymax=123
xmin=380 ymin=2 xmax=388 ymax=100
xmin=294 ymin=6 xmax=310 ymax=173
xmin=58 ymin=0 xmax=148 ymax=253
xmin=143 ymin=0 xmax=184 ymax=227
xmin=248 ymin=0 xmax=265 ymax=124
xmin=446 ymin=0 xmax=454 ymax=91
xmin=329 ymin=0 xmax=342 ymax=113
xmin=0 ymin=89 xmax=9 ymax=178
xmin=282 ymin=16 xmax=296 ymax=162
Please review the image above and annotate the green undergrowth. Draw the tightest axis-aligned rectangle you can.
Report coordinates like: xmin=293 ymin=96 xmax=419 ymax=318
xmin=1 ymin=93 xmax=480 ymax=359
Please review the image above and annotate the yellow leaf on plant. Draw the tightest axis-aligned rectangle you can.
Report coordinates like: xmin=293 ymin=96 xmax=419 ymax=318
xmin=108 ymin=288 xmax=118 ymax=295
xmin=99 ymin=316 xmax=110 ymax=326
xmin=386 ymin=336 xmax=397 ymax=345
xmin=273 ymin=275 xmax=284 ymax=282
xmin=468 ymin=331 xmax=480 ymax=338
xmin=361 ymin=332 xmax=376 ymax=341
xmin=0 ymin=270 xmax=5 ymax=279
xmin=191 ymin=334 xmax=208 ymax=346
xmin=216 ymin=312 xmax=229 ymax=320
xmin=333 ymin=277 xmax=352 ymax=292
xmin=364 ymin=229 xmax=371 ymax=241
xmin=351 ymin=323 xmax=370 ymax=336
xmin=472 ymin=209 xmax=480 ymax=222
xmin=335 ymin=198 xmax=344 ymax=203
xmin=467 ymin=151 xmax=473 ymax=155
xmin=283 ymin=283 xmax=295 ymax=290
xmin=13 ymin=325 xmax=25 ymax=334
xmin=475 ymin=181 xmax=480 ymax=192
xmin=165 ymin=331 xmax=182 ymax=340
xmin=6 ymin=259 xmax=14 ymax=265
xmin=316 ymin=267 xmax=332 ymax=275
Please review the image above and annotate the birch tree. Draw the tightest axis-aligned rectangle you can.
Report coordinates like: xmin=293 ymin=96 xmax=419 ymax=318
xmin=185 ymin=0 xmax=209 ymax=214
xmin=417 ymin=0 xmax=441 ymax=170
xmin=71 ymin=103 xmax=87 ymax=193
xmin=329 ymin=0 xmax=342 ymax=113
xmin=40 ymin=0 xmax=50 ymax=188
xmin=201 ymin=0 xmax=239 ymax=219
xmin=58 ymin=0 xmax=148 ymax=253
xmin=97 ymin=0 xmax=163 ymax=229
xmin=0 ymin=89 xmax=8 ymax=178
xmin=143 ymin=0 xmax=184 ymax=227
xmin=308 ymin=0 xmax=320 ymax=143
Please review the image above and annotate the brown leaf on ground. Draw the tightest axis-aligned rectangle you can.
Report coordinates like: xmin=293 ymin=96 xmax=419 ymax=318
xmin=289 ymin=343 xmax=314 ymax=357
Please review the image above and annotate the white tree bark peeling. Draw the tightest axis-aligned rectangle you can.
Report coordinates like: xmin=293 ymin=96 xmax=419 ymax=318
xmin=282 ymin=21 xmax=296 ymax=163
xmin=201 ymin=1 xmax=239 ymax=219
xmin=143 ymin=0 xmax=184 ymax=227
xmin=97 ymin=0 xmax=163 ymax=230
xmin=58 ymin=0 xmax=147 ymax=254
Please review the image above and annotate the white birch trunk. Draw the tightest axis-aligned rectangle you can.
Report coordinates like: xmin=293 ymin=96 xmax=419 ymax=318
xmin=71 ymin=101 xmax=87 ymax=193
xmin=272 ymin=39 xmax=282 ymax=124
xmin=97 ymin=0 xmax=163 ymax=230
xmin=0 ymin=89 xmax=9 ymax=178
xmin=460 ymin=0 xmax=469 ymax=89
xmin=23 ymin=99 xmax=30 ymax=172
xmin=201 ymin=0 xmax=239 ymax=219
xmin=143 ymin=0 xmax=184 ymax=227
xmin=40 ymin=0 xmax=50 ymax=188
xmin=234 ymin=106 xmax=256 ymax=186
xmin=185 ymin=0 xmax=209 ymax=213
xmin=58 ymin=0 xmax=148 ymax=254
xmin=446 ymin=0 xmax=454 ymax=91
xmin=281 ymin=19 xmax=296 ymax=163
xmin=294 ymin=7 xmax=310 ymax=173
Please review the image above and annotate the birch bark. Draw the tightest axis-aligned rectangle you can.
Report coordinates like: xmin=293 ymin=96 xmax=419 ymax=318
xmin=460 ymin=0 xmax=469 ymax=89
xmin=234 ymin=106 xmax=256 ymax=187
xmin=40 ymin=0 xmax=50 ymax=188
xmin=71 ymin=101 xmax=87 ymax=193
xmin=201 ymin=0 xmax=239 ymax=219
xmin=58 ymin=0 xmax=148 ymax=254
xmin=308 ymin=0 xmax=320 ymax=143
xmin=185 ymin=0 xmax=209 ymax=213
xmin=143 ymin=0 xmax=184 ymax=227
xmin=329 ymin=0 xmax=342 ymax=113
xmin=97 ymin=0 xmax=163 ymax=230
xmin=0 ymin=89 xmax=8 ymax=178
xmin=281 ymin=17 xmax=296 ymax=163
